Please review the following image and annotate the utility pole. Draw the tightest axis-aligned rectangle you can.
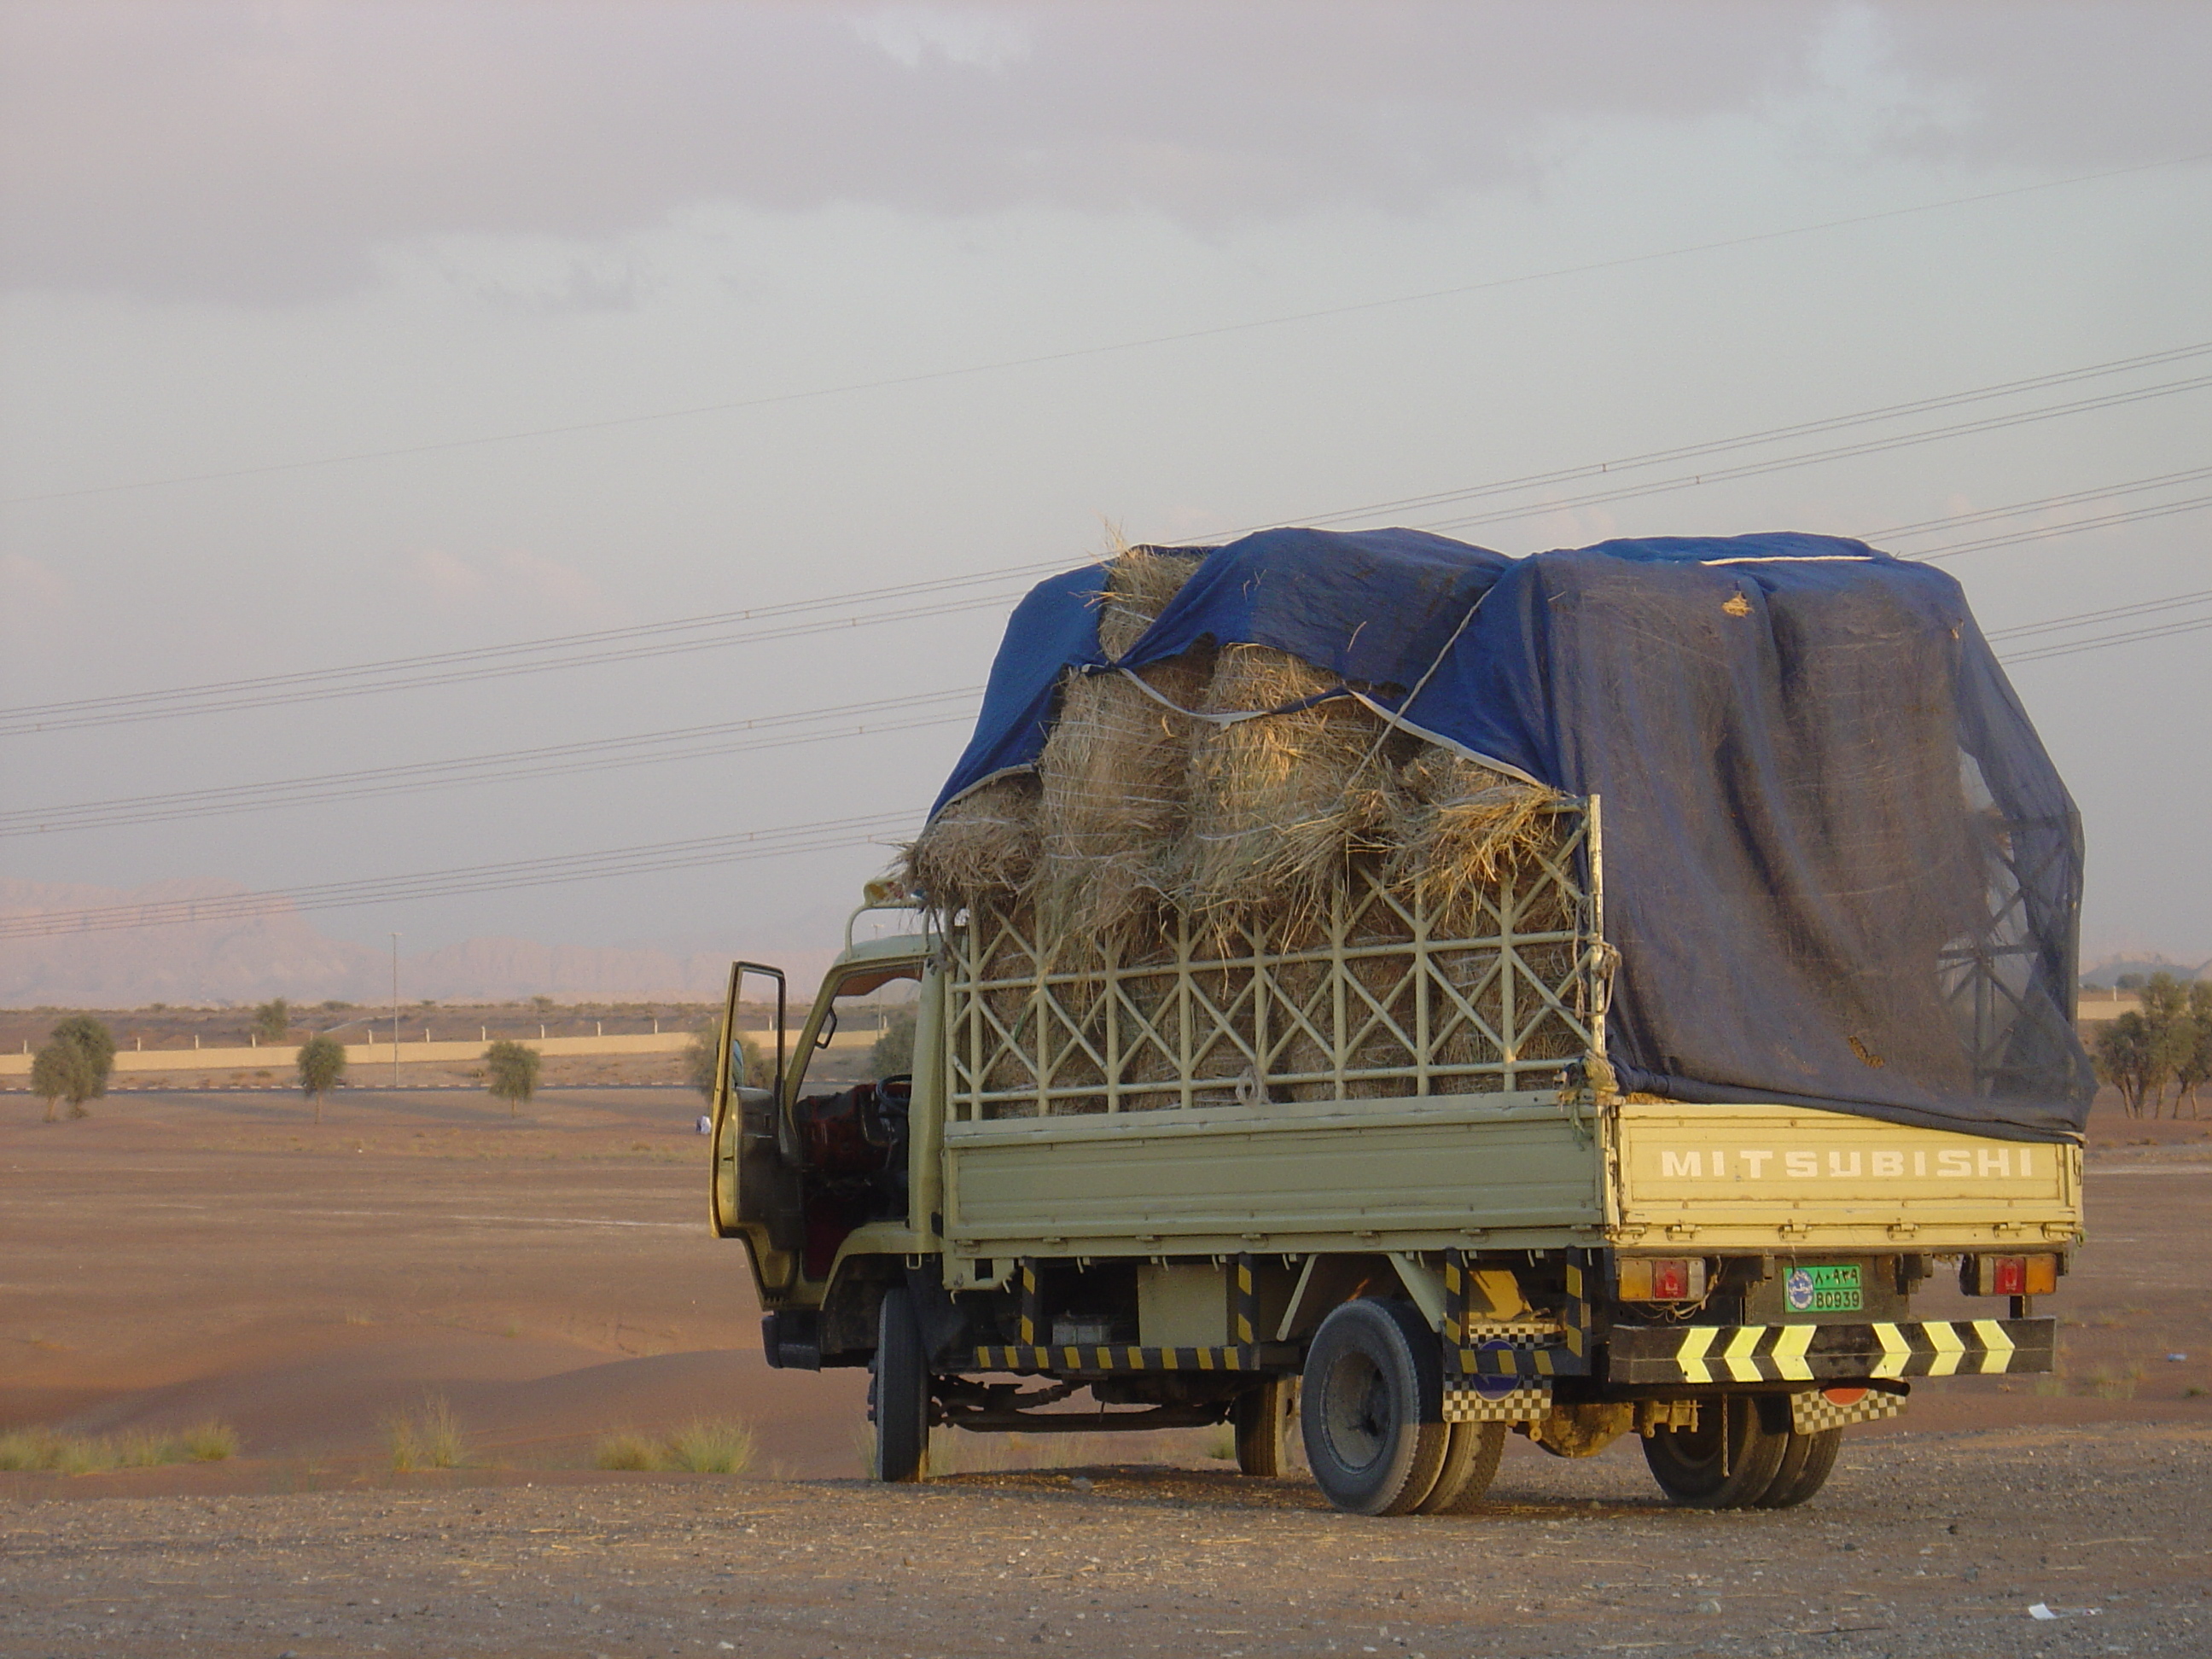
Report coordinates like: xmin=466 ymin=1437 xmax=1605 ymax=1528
xmin=390 ymin=932 xmax=401 ymax=1089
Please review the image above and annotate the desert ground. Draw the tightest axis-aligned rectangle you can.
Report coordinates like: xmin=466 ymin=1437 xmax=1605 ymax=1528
xmin=2 ymin=1083 xmax=2208 ymax=1656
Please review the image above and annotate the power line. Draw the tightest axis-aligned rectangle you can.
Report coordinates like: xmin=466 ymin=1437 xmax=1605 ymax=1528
xmin=5 ymin=581 xmax=2201 ymax=935
xmin=12 ymin=459 xmax=2192 ymax=835
xmin=0 ymin=687 xmax=984 ymax=837
xmin=1911 ymin=494 xmax=2212 ymax=562
xmin=1995 ymin=589 xmax=2212 ymax=665
xmin=0 ymin=811 xmax=917 ymax=940
xmin=1987 ymin=587 xmax=2212 ymax=643
xmin=1866 ymin=464 xmax=2212 ymax=541
xmin=1214 ymin=344 xmax=2212 ymax=539
xmin=7 ymin=341 xmax=2206 ymax=738
xmin=1408 ymin=371 xmax=2212 ymax=537
xmin=0 ymin=583 xmax=1033 ymax=737
xmin=9 ymin=148 xmax=2207 ymax=511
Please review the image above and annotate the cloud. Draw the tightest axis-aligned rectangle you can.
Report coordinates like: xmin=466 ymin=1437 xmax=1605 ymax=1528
xmin=1 ymin=3 xmax=2203 ymax=305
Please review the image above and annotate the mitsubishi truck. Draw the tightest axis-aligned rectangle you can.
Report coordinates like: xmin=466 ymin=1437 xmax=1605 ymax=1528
xmin=706 ymin=527 xmax=2090 ymax=1516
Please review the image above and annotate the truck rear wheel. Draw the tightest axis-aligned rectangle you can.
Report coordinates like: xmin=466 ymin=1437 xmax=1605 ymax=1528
xmin=1641 ymin=1394 xmax=1788 ymax=1510
xmin=1755 ymin=1425 xmax=1842 ymax=1509
xmin=1300 ymin=1300 xmax=1449 ymax=1516
xmin=1414 ymin=1420 xmax=1507 ymax=1514
xmin=1233 ymin=1378 xmax=1293 ymax=1477
xmin=869 ymin=1285 xmax=930 ymax=1484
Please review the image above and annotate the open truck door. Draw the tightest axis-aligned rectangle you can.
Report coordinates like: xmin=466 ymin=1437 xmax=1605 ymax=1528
xmin=710 ymin=961 xmax=805 ymax=1301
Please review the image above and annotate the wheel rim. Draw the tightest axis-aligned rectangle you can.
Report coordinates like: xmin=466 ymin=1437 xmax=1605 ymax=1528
xmin=1320 ymin=1348 xmax=1394 ymax=1472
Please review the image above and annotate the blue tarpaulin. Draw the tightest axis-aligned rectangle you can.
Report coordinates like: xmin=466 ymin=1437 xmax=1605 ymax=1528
xmin=926 ymin=527 xmax=2093 ymax=1142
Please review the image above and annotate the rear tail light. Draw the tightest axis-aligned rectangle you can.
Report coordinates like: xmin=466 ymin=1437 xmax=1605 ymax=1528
xmin=1617 ymin=1257 xmax=1708 ymax=1301
xmin=1966 ymin=1253 xmax=2059 ymax=1296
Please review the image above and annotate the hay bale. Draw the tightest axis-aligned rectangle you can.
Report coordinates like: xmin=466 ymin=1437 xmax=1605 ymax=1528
xmin=1033 ymin=550 xmax=1209 ymax=950
xmin=1388 ymin=747 xmax=1563 ymax=934
xmin=899 ymin=774 xmax=1039 ymax=910
xmin=1181 ymin=645 xmax=1405 ymax=938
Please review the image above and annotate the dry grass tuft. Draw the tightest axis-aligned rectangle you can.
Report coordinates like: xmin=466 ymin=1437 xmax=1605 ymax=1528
xmin=387 ymin=1394 xmax=466 ymax=1471
xmin=0 ymin=1421 xmax=240 ymax=1473
xmin=594 ymin=1418 xmax=754 ymax=1475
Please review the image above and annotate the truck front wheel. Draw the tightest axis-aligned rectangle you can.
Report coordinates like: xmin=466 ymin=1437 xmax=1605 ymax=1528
xmin=1641 ymin=1394 xmax=1788 ymax=1509
xmin=869 ymin=1285 xmax=930 ymax=1483
xmin=1300 ymin=1300 xmax=1449 ymax=1516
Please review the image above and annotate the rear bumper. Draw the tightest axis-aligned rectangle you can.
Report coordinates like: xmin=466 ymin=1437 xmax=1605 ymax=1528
xmin=1604 ymin=1317 xmax=2053 ymax=1385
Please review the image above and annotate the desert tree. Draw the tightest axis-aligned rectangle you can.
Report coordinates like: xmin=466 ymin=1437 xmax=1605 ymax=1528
xmin=2173 ymin=981 xmax=2212 ymax=1120
xmin=34 ymin=1016 xmax=115 ymax=1120
xmin=870 ymin=1009 xmax=917 ymax=1079
xmin=687 ymin=1021 xmax=765 ymax=1100
xmin=2093 ymin=1011 xmax=2170 ymax=1118
xmin=484 ymin=1040 xmax=541 ymax=1116
xmin=2135 ymin=973 xmax=2197 ymax=1117
xmin=252 ymin=998 xmax=291 ymax=1045
xmin=296 ymin=1033 xmax=347 ymax=1125
xmin=29 ymin=1043 xmax=90 ymax=1123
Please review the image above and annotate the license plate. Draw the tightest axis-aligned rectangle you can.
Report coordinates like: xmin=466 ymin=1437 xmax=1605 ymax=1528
xmin=1785 ymin=1263 xmax=1863 ymax=1313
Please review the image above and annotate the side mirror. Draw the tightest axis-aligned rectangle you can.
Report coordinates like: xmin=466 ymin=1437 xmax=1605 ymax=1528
xmin=815 ymin=1007 xmax=840 ymax=1051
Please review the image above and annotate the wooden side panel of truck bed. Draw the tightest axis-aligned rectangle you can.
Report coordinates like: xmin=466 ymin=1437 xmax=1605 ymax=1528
xmin=941 ymin=1092 xmax=1604 ymax=1258
xmin=938 ymin=1094 xmax=2083 ymax=1261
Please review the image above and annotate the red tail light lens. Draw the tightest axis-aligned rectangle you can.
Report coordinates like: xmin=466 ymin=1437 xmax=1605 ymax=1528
xmin=1617 ymin=1257 xmax=1707 ymax=1301
xmin=1969 ymin=1253 xmax=2059 ymax=1296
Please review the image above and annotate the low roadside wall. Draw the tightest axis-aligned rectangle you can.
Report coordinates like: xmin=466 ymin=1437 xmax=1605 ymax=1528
xmin=0 ymin=1027 xmax=875 ymax=1077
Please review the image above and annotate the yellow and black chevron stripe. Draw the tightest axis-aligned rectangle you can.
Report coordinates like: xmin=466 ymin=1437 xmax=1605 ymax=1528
xmin=1452 ymin=1342 xmax=1575 ymax=1378
xmin=1607 ymin=1318 xmax=2053 ymax=1385
xmin=969 ymin=1343 xmax=1301 ymax=1375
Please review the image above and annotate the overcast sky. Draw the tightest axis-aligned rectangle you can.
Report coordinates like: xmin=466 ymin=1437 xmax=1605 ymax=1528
xmin=2 ymin=1 xmax=2208 ymax=975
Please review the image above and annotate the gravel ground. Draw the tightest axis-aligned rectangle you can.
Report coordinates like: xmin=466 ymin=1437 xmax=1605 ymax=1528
xmin=4 ymin=1421 xmax=2207 ymax=1658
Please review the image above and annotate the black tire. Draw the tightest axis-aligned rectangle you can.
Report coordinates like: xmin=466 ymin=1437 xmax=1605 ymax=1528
xmin=870 ymin=1285 xmax=930 ymax=1483
xmin=1415 ymin=1420 xmax=1507 ymax=1514
xmin=1300 ymin=1300 xmax=1450 ymax=1516
xmin=1233 ymin=1377 xmax=1293 ymax=1478
xmin=1755 ymin=1425 xmax=1842 ymax=1509
xmin=1641 ymin=1394 xmax=1789 ymax=1510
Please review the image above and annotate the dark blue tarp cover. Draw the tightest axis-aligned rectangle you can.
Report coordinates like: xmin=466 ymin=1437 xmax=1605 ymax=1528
xmin=929 ymin=527 xmax=2093 ymax=1142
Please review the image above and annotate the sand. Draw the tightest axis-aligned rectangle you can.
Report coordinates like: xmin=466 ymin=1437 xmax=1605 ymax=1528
xmin=0 ymin=1086 xmax=2208 ymax=1655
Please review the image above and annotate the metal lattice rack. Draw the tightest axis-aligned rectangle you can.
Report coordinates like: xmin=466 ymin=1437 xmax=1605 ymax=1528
xmin=947 ymin=800 xmax=1610 ymax=1121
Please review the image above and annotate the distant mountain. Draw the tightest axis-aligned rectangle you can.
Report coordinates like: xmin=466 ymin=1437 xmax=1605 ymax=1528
xmin=2080 ymin=953 xmax=2210 ymax=988
xmin=0 ymin=878 xmax=831 ymax=1006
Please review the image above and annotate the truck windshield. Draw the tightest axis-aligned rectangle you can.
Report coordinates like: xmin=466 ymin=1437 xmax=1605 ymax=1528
xmin=792 ymin=965 xmax=921 ymax=1096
